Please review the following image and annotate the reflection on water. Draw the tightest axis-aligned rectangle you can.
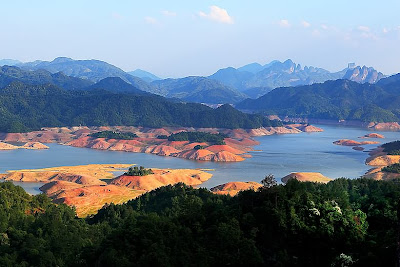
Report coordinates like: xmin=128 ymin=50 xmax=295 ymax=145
xmin=0 ymin=124 xmax=399 ymax=194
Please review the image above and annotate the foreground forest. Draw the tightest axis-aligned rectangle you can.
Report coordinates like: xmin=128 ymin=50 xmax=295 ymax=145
xmin=1 ymin=178 xmax=399 ymax=266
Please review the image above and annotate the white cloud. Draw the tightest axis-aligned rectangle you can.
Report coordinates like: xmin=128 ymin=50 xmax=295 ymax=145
xmin=361 ymin=32 xmax=377 ymax=40
xmin=320 ymin=24 xmax=329 ymax=30
xmin=301 ymin=21 xmax=311 ymax=28
xmin=358 ymin=26 xmax=370 ymax=32
xmin=145 ymin=16 xmax=158 ymax=25
xmin=383 ymin=28 xmax=389 ymax=34
xmin=199 ymin=6 xmax=234 ymax=24
xmin=278 ymin=19 xmax=290 ymax=28
xmin=162 ymin=10 xmax=177 ymax=17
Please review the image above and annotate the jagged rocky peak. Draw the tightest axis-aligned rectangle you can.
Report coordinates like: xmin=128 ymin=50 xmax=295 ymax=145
xmin=343 ymin=65 xmax=385 ymax=84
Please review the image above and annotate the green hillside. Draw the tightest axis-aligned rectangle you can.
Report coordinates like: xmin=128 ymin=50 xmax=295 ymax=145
xmin=0 ymin=81 xmax=281 ymax=132
xmin=237 ymin=79 xmax=400 ymax=122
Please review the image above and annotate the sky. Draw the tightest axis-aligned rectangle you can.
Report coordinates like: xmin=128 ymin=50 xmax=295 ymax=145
xmin=1 ymin=0 xmax=400 ymax=77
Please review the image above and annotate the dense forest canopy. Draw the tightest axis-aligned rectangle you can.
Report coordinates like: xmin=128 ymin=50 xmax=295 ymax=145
xmin=382 ymin=140 xmax=400 ymax=155
xmin=237 ymin=79 xmax=400 ymax=122
xmin=0 ymin=81 xmax=282 ymax=133
xmin=382 ymin=163 xmax=400 ymax=173
xmin=1 ymin=178 xmax=400 ymax=266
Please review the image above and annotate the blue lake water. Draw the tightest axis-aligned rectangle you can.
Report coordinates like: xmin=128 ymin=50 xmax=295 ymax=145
xmin=1 ymin=124 xmax=399 ymax=194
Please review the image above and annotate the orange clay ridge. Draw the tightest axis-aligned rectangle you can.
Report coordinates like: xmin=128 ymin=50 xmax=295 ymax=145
xmin=1 ymin=164 xmax=213 ymax=217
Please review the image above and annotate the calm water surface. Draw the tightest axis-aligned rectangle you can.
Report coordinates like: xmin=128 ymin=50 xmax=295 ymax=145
xmin=1 ymin=125 xmax=399 ymax=194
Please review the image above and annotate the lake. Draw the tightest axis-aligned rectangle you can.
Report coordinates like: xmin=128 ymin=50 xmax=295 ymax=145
xmin=1 ymin=124 xmax=399 ymax=194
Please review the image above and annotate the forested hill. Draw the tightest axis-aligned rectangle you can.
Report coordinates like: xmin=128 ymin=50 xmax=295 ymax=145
xmin=0 ymin=81 xmax=281 ymax=132
xmin=151 ymin=76 xmax=247 ymax=104
xmin=86 ymin=77 xmax=151 ymax=95
xmin=236 ymin=78 xmax=400 ymax=122
xmin=1 ymin=178 xmax=400 ymax=266
xmin=0 ymin=65 xmax=93 ymax=90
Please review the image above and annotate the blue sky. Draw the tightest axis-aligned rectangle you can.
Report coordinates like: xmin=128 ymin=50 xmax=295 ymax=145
xmin=1 ymin=0 xmax=400 ymax=77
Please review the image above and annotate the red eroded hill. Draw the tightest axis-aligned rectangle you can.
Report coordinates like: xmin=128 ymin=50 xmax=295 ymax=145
xmin=211 ymin=181 xmax=263 ymax=196
xmin=110 ymin=169 xmax=212 ymax=191
xmin=171 ymin=149 xmax=214 ymax=160
xmin=206 ymin=144 xmax=245 ymax=154
xmin=202 ymin=151 xmax=245 ymax=162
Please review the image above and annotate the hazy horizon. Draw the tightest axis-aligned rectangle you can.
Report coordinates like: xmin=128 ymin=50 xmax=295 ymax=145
xmin=1 ymin=0 xmax=400 ymax=77
xmin=1 ymin=56 xmax=375 ymax=79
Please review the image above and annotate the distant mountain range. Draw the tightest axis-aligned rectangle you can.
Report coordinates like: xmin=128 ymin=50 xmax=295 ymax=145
xmin=3 ymin=58 xmax=242 ymax=104
xmin=236 ymin=75 xmax=400 ymax=122
xmin=128 ymin=69 xmax=161 ymax=82
xmin=10 ymin=57 xmax=156 ymax=94
xmin=0 ymin=59 xmax=22 ymax=66
xmin=151 ymin=77 xmax=247 ymax=104
xmin=0 ymin=57 xmax=399 ymax=127
xmin=0 ymin=65 xmax=93 ymax=90
xmin=208 ymin=60 xmax=385 ymax=98
xmin=0 ymin=57 xmax=389 ymax=104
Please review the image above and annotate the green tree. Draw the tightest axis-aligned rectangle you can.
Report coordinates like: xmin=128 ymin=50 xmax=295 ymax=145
xmin=261 ymin=174 xmax=277 ymax=188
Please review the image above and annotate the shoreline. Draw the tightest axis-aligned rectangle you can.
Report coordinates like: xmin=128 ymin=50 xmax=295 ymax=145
xmin=0 ymin=124 xmax=324 ymax=163
xmin=2 ymin=124 xmax=397 ymax=202
xmin=1 ymin=164 xmax=214 ymax=217
xmin=280 ymin=117 xmax=400 ymax=131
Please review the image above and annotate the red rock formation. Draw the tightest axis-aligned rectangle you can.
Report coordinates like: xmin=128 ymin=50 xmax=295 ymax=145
xmin=182 ymin=142 xmax=209 ymax=150
xmin=368 ymin=122 xmax=400 ymax=131
xmin=43 ymin=183 xmax=142 ymax=217
xmin=366 ymin=155 xmax=400 ymax=166
xmin=110 ymin=169 xmax=212 ymax=191
xmin=225 ymin=138 xmax=259 ymax=147
xmin=211 ymin=181 xmax=263 ymax=196
xmin=0 ymin=142 xmax=19 ymax=150
xmin=171 ymin=149 xmax=215 ymax=160
xmin=295 ymin=125 xmax=324 ymax=132
xmin=333 ymin=139 xmax=379 ymax=146
xmin=22 ymin=142 xmax=49 ymax=149
xmin=89 ymin=139 xmax=112 ymax=150
xmin=108 ymin=143 xmax=141 ymax=152
xmin=361 ymin=133 xmax=385 ymax=139
xmin=281 ymin=172 xmax=332 ymax=184
xmin=142 ymin=145 xmax=180 ymax=156
xmin=206 ymin=145 xmax=245 ymax=154
xmin=40 ymin=181 xmax=83 ymax=197
xmin=2 ymin=171 xmax=106 ymax=185
xmin=333 ymin=139 xmax=362 ymax=146
xmin=202 ymin=151 xmax=245 ymax=162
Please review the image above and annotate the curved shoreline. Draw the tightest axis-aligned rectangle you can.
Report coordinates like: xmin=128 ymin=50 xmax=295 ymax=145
xmin=0 ymin=124 xmax=323 ymax=163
